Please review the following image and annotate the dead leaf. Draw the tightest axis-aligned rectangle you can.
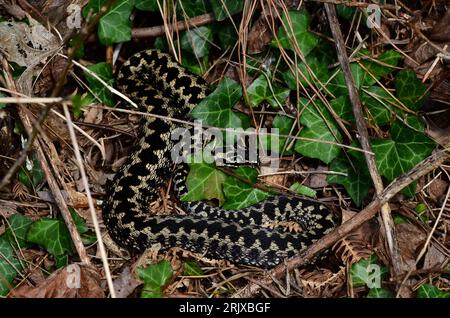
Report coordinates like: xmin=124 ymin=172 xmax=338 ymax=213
xmin=0 ymin=0 xmax=26 ymax=19
xmin=248 ymin=14 xmax=273 ymax=54
xmin=295 ymin=267 xmax=346 ymax=298
xmin=430 ymin=7 xmax=450 ymax=42
xmin=0 ymin=15 xmax=60 ymax=94
xmin=427 ymin=178 xmax=448 ymax=202
xmin=9 ymin=264 xmax=105 ymax=298
xmin=423 ymin=243 xmax=448 ymax=269
xmin=396 ymin=223 xmax=427 ymax=272
xmin=333 ymin=210 xmax=378 ymax=265
xmin=306 ymin=165 xmax=329 ymax=188
xmin=113 ymin=266 xmax=141 ymax=298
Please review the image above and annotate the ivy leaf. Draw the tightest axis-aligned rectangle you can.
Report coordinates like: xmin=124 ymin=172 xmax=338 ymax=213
xmin=395 ymin=69 xmax=429 ymax=111
xmin=176 ymin=0 xmax=210 ymax=18
xmin=0 ymin=237 xmax=23 ymax=296
xmin=180 ymin=53 xmax=208 ymax=76
xmin=360 ymin=50 xmax=402 ymax=86
xmin=183 ymin=260 xmax=203 ymax=276
xmin=2 ymin=214 xmax=33 ymax=249
xmin=294 ymin=98 xmax=343 ymax=164
xmin=83 ymin=62 xmax=115 ymax=107
xmin=327 ymin=63 xmax=365 ymax=97
xmin=222 ymin=167 xmax=271 ymax=210
xmin=136 ymin=260 xmax=173 ymax=298
xmin=274 ymin=10 xmax=319 ymax=56
xmin=367 ymin=288 xmax=393 ymax=298
xmin=289 ymin=182 xmax=317 ymax=198
xmin=327 ymin=152 xmax=372 ymax=207
xmin=26 ymin=218 xmax=74 ymax=256
xmin=247 ymin=74 xmax=289 ymax=108
xmin=282 ymin=56 xmax=329 ymax=90
xmin=215 ymin=23 xmax=237 ymax=49
xmin=135 ymin=0 xmax=160 ymax=11
xmin=372 ymin=121 xmax=436 ymax=197
xmin=417 ymin=284 xmax=450 ymax=298
xmin=360 ymin=86 xmax=394 ymax=126
xmin=18 ymin=155 xmax=44 ymax=188
xmin=272 ymin=114 xmax=294 ymax=155
xmin=180 ymin=26 xmax=212 ymax=58
xmin=191 ymin=77 xmax=248 ymax=128
xmin=351 ymin=255 xmax=388 ymax=288
xmin=330 ymin=96 xmax=354 ymax=123
xmin=210 ymin=0 xmax=243 ymax=21
xmin=98 ymin=0 xmax=133 ymax=45
xmin=181 ymin=163 xmax=227 ymax=205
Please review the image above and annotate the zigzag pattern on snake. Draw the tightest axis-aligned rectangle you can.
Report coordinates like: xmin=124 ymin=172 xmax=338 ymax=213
xmin=102 ymin=49 xmax=336 ymax=268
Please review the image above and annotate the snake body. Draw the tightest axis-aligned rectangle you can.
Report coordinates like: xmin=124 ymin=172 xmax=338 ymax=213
xmin=103 ymin=50 xmax=335 ymax=268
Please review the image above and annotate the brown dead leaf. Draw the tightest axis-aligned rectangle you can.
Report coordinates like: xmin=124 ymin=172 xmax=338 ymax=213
xmin=113 ymin=266 xmax=141 ymax=298
xmin=396 ymin=223 xmax=427 ymax=272
xmin=423 ymin=243 xmax=448 ymax=269
xmin=295 ymin=267 xmax=346 ymax=298
xmin=10 ymin=264 xmax=105 ymax=298
xmin=34 ymin=55 xmax=68 ymax=95
xmin=0 ymin=0 xmax=26 ymax=19
xmin=305 ymin=165 xmax=329 ymax=188
xmin=333 ymin=210 xmax=378 ymax=265
xmin=248 ymin=14 xmax=273 ymax=54
xmin=427 ymin=178 xmax=449 ymax=202
xmin=430 ymin=7 xmax=450 ymax=42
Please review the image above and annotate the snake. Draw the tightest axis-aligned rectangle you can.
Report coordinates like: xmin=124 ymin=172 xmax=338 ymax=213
xmin=102 ymin=49 xmax=336 ymax=268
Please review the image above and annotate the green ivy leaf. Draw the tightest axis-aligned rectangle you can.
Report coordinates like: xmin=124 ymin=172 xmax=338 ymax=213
xmin=135 ymin=0 xmax=160 ymax=11
xmin=330 ymin=96 xmax=354 ymax=123
xmin=98 ymin=0 xmax=133 ymax=45
xmin=294 ymin=99 xmax=343 ymax=164
xmin=351 ymin=255 xmax=388 ymax=288
xmin=176 ymin=0 xmax=210 ymax=18
xmin=272 ymin=114 xmax=294 ymax=155
xmin=210 ymin=0 xmax=243 ymax=21
xmin=181 ymin=163 xmax=227 ymax=205
xmin=2 ymin=214 xmax=33 ymax=249
xmin=180 ymin=26 xmax=212 ymax=58
xmin=282 ymin=56 xmax=329 ymax=90
xmin=223 ymin=167 xmax=270 ymax=210
xmin=414 ymin=203 xmax=429 ymax=223
xmin=417 ymin=284 xmax=450 ymax=298
xmin=274 ymin=10 xmax=319 ymax=56
xmin=289 ymin=182 xmax=317 ymax=198
xmin=69 ymin=208 xmax=89 ymax=234
xmin=26 ymin=218 xmax=74 ymax=256
xmin=395 ymin=69 xmax=429 ymax=111
xmin=83 ymin=62 xmax=115 ymax=107
xmin=215 ymin=23 xmax=237 ymax=49
xmin=18 ymin=155 xmax=44 ymax=188
xmin=136 ymin=260 xmax=173 ymax=298
xmin=360 ymin=86 xmax=394 ymax=126
xmin=367 ymin=288 xmax=393 ymax=298
xmin=372 ymin=121 xmax=436 ymax=197
xmin=191 ymin=77 xmax=247 ymax=128
xmin=183 ymin=260 xmax=203 ymax=276
xmin=327 ymin=63 xmax=365 ymax=97
xmin=336 ymin=4 xmax=356 ymax=20
xmin=327 ymin=152 xmax=371 ymax=207
xmin=360 ymin=50 xmax=402 ymax=86
xmin=180 ymin=53 xmax=208 ymax=76
xmin=0 ymin=237 xmax=23 ymax=296
xmin=247 ymin=74 xmax=289 ymax=108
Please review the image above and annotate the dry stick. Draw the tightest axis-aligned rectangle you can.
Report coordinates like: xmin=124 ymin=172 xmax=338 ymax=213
xmin=324 ymin=3 xmax=402 ymax=278
xmin=132 ymin=13 xmax=215 ymax=38
xmin=0 ymin=58 xmax=90 ymax=265
xmin=62 ymin=103 xmax=116 ymax=298
xmin=235 ymin=149 xmax=449 ymax=297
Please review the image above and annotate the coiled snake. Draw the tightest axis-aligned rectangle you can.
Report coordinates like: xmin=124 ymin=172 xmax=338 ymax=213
xmin=103 ymin=50 xmax=336 ymax=268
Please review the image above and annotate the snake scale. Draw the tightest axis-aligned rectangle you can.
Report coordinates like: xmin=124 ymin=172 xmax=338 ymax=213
xmin=102 ymin=50 xmax=336 ymax=268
